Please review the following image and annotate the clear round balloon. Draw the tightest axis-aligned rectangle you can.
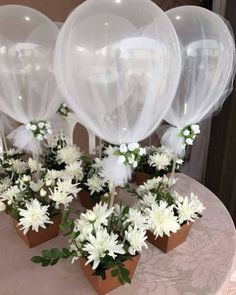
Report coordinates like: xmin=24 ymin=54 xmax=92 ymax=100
xmin=55 ymin=0 xmax=182 ymax=144
xmin=0 ymin=5 xmax=61 ymax=124
xmin=165 ymin=6 xmax=236 ymax=128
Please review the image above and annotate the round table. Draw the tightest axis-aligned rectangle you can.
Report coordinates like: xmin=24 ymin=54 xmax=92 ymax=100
xmin=0 ymin=174 xmax=235 ymax=295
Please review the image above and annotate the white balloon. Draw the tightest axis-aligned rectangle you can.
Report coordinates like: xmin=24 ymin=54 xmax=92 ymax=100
xmin=165 ymin=6 xmax=235 ymax=129
xmin=55 ymin=0 xmax=182 ymax=144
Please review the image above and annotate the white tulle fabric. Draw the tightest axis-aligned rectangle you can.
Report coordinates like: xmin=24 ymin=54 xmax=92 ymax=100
xmin=162 ymin=6 xmax=235 ymax=154
xmin=0 ymin=6 xmax=62 ymax=153
xmin=54 ymin=0 xmax=182 ymax=145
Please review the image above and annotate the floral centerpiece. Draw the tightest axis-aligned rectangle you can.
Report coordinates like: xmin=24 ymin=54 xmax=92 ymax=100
xmin=32 ymin=203 xmax=148 ymax=294
xmin=132 ymin=176 xmax=205 ymax=252
xmin=79 ymin=157 xmax=110 ymax=209
xmin=0 ymin=147 xmax=81 ymax=247
xmin=134 ymin=145 xmax=184 ymax=185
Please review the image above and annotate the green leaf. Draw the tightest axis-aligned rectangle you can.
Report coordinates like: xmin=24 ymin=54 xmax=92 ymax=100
xmin=31 ymin=256 xmax=43 ymax=264
xmin=51 ymin=248 xmax=63 ymax=258
xmin=50 ymin=257 xmax=60 ymax=266
xmin=118 ymin=275 xmax=124 ymax=285
xmin=42 ymin=250 xmax=53 ymax=259
xmin=41 ymin=258 xmax=51 ymax=267
xmin=120 ymin=267 xmax=130 ymax=277
xmin=111 ymin=268 xmax=119 ymax=277
xmin=62 ymin=248 xmax=71 ymax=258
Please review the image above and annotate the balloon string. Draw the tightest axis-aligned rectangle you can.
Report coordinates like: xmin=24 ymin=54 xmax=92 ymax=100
xmin=34 ymin=153 xmax=40 ymax=183
xmin=109 ymin=185 xmax=116 ymax=209
xmin=170 ymin=156 xmax=176 ymax=195
xmin=1 ymin=131 xmax=8 ymax=152
xmin=149 ymin=135 xmax=152 ymax=146
xmin=98 ymin=138 xmax=102 ymax=159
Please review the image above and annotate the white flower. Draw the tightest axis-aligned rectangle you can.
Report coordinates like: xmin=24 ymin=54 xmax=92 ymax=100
xmin=30 ymin=124 xmax=37 ymax=131
xmin=176 ymin=158 xmax=184 ymax=165
xmin=133 ymin=161 xmax=138 ymax=168
xmin=85 ymin=175 xmax=104 ymax=195
xmin=174 ymin=192 xmax=184 ymax=203
xmin=148 ymin=153 xmax=171 ymax=171
xmin=83 ymin=228 xmax=125 ymax=270
xmin=45 ymin=170 xmax=67 ymax=182
xmin=65 ymin=161 xmax=83 ymax=181
xmin=92 ymin=158 xmax=103 ymax=170
xmin=0 ymin=186 xmax=20 ymax=205
xmin=30 ymin=180 xmax=44 ymax=192
xmin=0 ymin=201 xmax=6 ymax=212
xmin=192 ymin=124 xmax=200 ymax=134
xmin=40 ymin=188 xmax=47 ymax=197
xmin=82 ymin=210 xmax=96 ymax=223
xmin=38 ymin=122 xmax=45 ymax=129
xmin=183 ymin=129 xmax=190 ymax=136
xmin=118 ymin=155 xmax=126 ymax=165
xmin=128 ymin=154 xmax=135 ymax=164
xmin=22 ymin=175 xmax=31 ymax=183
xmin=28 ymin=158 xmax=42 ymax=172
xmin=5 ymin=148 xmax=21 ymax=156
xmin=36 ymin=134 xmax=43 ymax=141
xmin=7 ymin=159 xmax=28 ymax=174
xmin=175 ymin=196 xmax=199 ymax=224
xmin=124 ymin=208 xmax=148 ymax=230
xmin=140 ymin=192 xmax=157 ymax=208
xmin=190 ymin=193 xmax=205 ymax=215
xmin=119 ymin=144 xmax=128 ymax=153
xmin=49 ymin=179 xmax=80 ymax=208
xmin=90 ymin=203 xmax=114 ymax=228
xmin=186 ymin=138 xmax=193 ymax=145
xmin=104 ymin=145 xmax=117 ymax=156
xmin=56 ymin=146 xmax=81 ymax=165
xmin=145 ymin=201 xmax=180 ymax=237
xmin=0 ymin=177 xmax=12 ymax=193
xmin=125 ymin=226 xmax=147 ymax=255
xmin=18 ymin=199 xmax=53 ymax=235
xmin=128 ymin=143 xmax=139 ymax=151
xmin=139 ymin=147 xmax=146 ymax=156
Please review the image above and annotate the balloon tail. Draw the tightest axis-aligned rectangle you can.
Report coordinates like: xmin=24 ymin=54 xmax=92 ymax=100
xmin=34 ymin=154 xmax=40 ymax=183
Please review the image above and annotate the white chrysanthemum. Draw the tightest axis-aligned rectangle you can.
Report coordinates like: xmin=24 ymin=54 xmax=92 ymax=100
xmin=45 ymin=169 xmax=68 ymax=182
xmin=124 ymin=208 xmax=148 ymax=230
xmin=30 ymin=180 xmax=44 ymax=192
xmin=5 ymin=148 xmax=21 ymax=156
xmin=175 ymin=196 xmax=198 ymax=224
xmin=65 ymin=161 xmax=83 ymax=181
xmin=125 ymin=226 xmax=147 ymax=255
xmin=140 ymin=192 xmax=157 ymax=208
xmin=0 ymin=185 xmax=20 ymax=205
xmin=136 ymin=177 xmax=163 ymax=196
xmin=146 ymin=201 xmax=180 ymax=237
xmin=56 ymin=145 xmax=81 ymax=165
xmin=28 ymin=158 xmax=42 ymax=172
xmin=83 ymin=228 xmax=125 ymax=270
xmin=92 ymin=158 xmax=103 ymax=170
xmin=49 ymin=179 xmax=80 ymax=208
xmin=0 ymin=177 xmax=12 ymax=193
xmin=18 ymin=199 xmax=53 ymax=234
xmin=7 ymin=159 xmax=28 ymax=174
xmin=148 ymin=153 xmax=170 ymax=171
xmin=190 ymin=193 xmax=205 ymax=215
xmin=103 ymin=145 xmax=117 ymax=156
xmin=85 ymin=174 xmax=104 ymax=195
